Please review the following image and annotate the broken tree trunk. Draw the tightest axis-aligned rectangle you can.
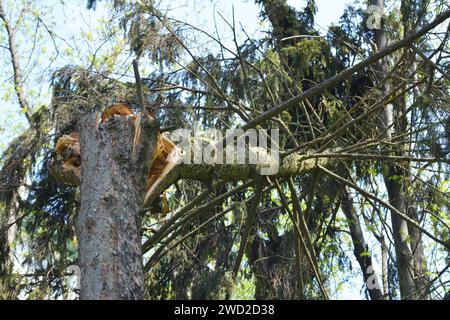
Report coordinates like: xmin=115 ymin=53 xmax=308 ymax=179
xmin=77 ymin=111 xmax=158 ymax=300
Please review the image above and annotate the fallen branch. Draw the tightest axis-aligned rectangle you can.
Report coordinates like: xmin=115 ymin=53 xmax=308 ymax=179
xmin=241 ymin=10 xmax=450 ymax=130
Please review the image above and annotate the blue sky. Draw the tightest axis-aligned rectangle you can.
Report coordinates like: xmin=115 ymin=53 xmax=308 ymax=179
xmin=1 ymin=0 xmax=374 ymax=299
xmin=2 ymin=0 xmax=448 ymax=300
xmin=0 ymin=0 xmax=349 ymax=152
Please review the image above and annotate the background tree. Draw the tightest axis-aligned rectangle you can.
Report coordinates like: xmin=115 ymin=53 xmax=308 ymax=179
xmin=0 ymin=0 xmax=449 ymax=300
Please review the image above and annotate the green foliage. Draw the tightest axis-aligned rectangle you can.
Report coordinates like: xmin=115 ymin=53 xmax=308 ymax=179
xmin=1 ymin=0 xmax=449 ymax=300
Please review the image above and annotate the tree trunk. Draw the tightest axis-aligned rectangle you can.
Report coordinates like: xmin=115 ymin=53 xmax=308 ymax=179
xmin=372 ymin=0 xmax=417 ymax=299
xmin=400 ymin=0 xmax=430 ymax=299
xmin=341 ymin=186 xmax=383 ymax=300
xmin=77 ymin=111 xmax=157 ymax=300
xmin=0 ymin=191 xmax=19 ymax=299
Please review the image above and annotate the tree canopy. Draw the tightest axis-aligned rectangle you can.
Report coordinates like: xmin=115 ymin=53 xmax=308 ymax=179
xmin=0 ymin=0 xmax=449 ymax=300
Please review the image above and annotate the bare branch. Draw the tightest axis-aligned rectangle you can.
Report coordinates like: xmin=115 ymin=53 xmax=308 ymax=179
xmin=318 ymin=165 xmax=450 ymax=251
xmin=0 ymin=1 xmax=33 ymax=124
xmin=241 ymin=10 xmax=450 ymax=130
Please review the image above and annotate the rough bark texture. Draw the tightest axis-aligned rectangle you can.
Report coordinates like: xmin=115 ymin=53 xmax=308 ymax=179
xmin=77 ymin=112 xmax=158 ymax=300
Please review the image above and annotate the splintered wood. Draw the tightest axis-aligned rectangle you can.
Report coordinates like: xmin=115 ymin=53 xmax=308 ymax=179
xmin=55 ymin=132 xmax=81 ymax=179
xmin=54 ymin=104 xmax=180 ymax=210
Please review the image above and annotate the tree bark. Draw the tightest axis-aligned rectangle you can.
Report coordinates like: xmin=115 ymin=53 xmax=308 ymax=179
xmin=372 ymin=0 xmax=417 ymax=299
xmin=143 ymin=149 xmax=340 ymax=206
xmin=77 ymin=111 xmax=158 ymax=300
xmin=341 ymin=186 xmax=383 ymax=300
xmin=400 ymin=0 xmax=430 ymax=299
